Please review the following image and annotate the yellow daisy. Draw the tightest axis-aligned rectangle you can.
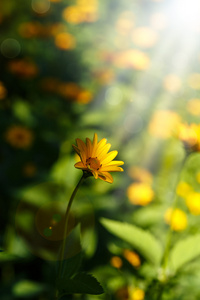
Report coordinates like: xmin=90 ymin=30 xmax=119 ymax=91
xmin=72 ymin=133 xmax=124 ymax=183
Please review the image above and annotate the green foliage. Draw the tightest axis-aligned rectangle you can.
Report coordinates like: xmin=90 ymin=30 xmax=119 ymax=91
xmin=60 ymin=252 xmax=83 ymax=279
xmin=101 ymin=218 xmax=163 ymax=266
xmin=57 ymin=273 xmax=104 ymax=296
xmin=12 ymin=280 xmax=45 ymax=298
xmin=169 ymin=234 xmax=200 ymax=272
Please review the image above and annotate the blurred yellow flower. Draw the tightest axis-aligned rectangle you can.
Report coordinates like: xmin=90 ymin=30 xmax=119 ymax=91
xmin=127 ymin=183 xmax=154 ymax=206
xmin=187 ymin=98 xmax=200 ymax=116
xmin=164 ymin=208 xmax=187 ymax=231
xmin=186 ymin=192 xmax=200 ymax=215
xmin=123 ymin=249 xmax=141 ymax=268
xmin=163 ymin=74 xmax=182 ymax=93
xmin=55 ymin=32 xmax=76 ymax=50
xmin=128 ymin=166 xmax=153 ymax=184
xmin=129 ymin=287 xmax=145 ymax=300
xmin=177 ymin=123 xmax=200 ymax=151
xmin=72 ymin=133 xmax=124 ymax=183
xmin=188 ymin=73 xmax=200 ymax=90
xmin=116 ymin=11 xmax=135 ymax=35
xmin=0 ymin=81 xmax=7 ymax=99
xmin=114 ymin=49 xmax=150 ymax=70
xmin=5 ymin=126 xmax=34 ymax=149
xmin=176 ymin=181 xmax=193 ymax=198
xmin=110 ymin=256 xmax=123 ymax=269
xmin=62 ymin=0 xmax=98 ymax=24
xmin=148 ymin=110 xmax=181 ymax=139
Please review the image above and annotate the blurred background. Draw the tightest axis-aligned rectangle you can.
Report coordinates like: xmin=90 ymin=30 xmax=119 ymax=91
xmin=1 ymin=0 xmax=200 ymax=299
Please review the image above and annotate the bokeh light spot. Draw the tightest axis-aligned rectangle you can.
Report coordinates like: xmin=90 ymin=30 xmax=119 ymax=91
xmin=43 ymin=227 xmax=52 ymax=237
xmin=52 ymin=213 xmax=61 ymax=222
xmin=31 ymin=0 xmax=50 ymax=14
xmin=1 ymin=38 xmax=21 ymax=58
xmin=105 ymin=86 xmax=123 ymax=106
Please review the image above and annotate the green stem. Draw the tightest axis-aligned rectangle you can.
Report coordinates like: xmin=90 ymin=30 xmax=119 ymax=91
xmin=57 ymin=172 xmax=87 ymax=280
xmin=156 ymin=153 xmax=189 ymax=300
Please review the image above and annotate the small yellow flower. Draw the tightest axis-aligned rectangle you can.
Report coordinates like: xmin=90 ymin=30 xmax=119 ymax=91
xmin=164 ymin=208 xmax=187 ymax=231
xmin=72 ymin=133 xmax=124 ymax=183
xmin=127 ymin=183 xmax=154 ymax=206
xmin=177 ymin=123 xmax=200 ymax=151
xmin=129 ymin=287 xmax=145 ymax=300
xmin=186 ymin=192 xmax=200 ymax=215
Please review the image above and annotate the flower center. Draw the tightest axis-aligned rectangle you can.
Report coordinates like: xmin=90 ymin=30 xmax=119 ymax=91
xmin=86 ymin=157 xmax=101 ymax=171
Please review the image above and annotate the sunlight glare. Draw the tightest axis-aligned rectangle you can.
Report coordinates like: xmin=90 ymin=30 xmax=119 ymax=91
xmin=170 ymin=0 xmax=200 ymax=31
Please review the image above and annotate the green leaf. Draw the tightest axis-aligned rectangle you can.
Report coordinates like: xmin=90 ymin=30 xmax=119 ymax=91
xmin=61 ymin=252 xmax=83 ymax=278
xmin=12 ymin=280 xmax=45 ymax=298
xmin=169 ymin=234 xmax=200 ymax=272
xmin=57 ymin=273 xmax=104 ymax=295
xmin=101 ymin=218 xmax=163 ymax=265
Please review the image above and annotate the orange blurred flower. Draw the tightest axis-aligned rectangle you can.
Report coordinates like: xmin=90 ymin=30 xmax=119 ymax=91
xmin=76 ymin=90 xmax=93 ymax=104
xmin=8 ymin=59 xmax=38 ymax=78
xmin=0 ymin=81 xmax=7 ymax=99
xmin=5 ymin=126 xmax=34 ymax=149
xmin=127 ymin=183 xmax=154 ymax=206
xmin=164 ymin=208 xmax=187 ymax=231
xmin=57 ymin=82 xmax=80 ymax=99
xmin=110 ymin=256 xmax=123 ymax=269
xmin=18 ymin=21 xmax=54 ymax=38
xmin=55 ymin=32 xmax=76 ymax=50
xmin=123 ymin=250 xmax=141 ymax=268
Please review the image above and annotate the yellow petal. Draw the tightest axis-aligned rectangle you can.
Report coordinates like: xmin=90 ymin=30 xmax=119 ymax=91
xmin=100 ymin=165 xmax=124 ymax=172
xmin=95 ymin=138 xmax=107 ymax=157
xmin=101 ymin=151 xmax=118 ymax=165
xmin=72 ymin=144 xmax=81 ymax=156
xmin=99 ymin=171 xmax=113 ymax=183
xmin=74 ymin=161 xmax=86 ymax=169
xmin=86 ymin=138 xmax=92 ymax=158
xmin=98 ymin=143 xmax=111 ymax=161
xmin=104 ymin=160 xmax=124 ymax=166
xmin=76 ymin=138 xmax=87 ymax=163
xmin=92 ymin=133 xmax=98 ymax=157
